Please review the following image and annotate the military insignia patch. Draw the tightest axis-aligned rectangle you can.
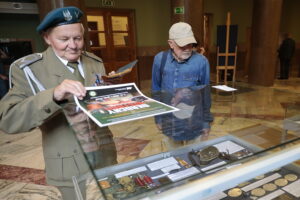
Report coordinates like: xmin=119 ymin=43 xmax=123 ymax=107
xmin=63 ymin=10 xmax=72 ymax=21
xmin=75 ymin=11 xmax=80 ymax=19
xmin=15 ymin=53 xmax=43 ymax=69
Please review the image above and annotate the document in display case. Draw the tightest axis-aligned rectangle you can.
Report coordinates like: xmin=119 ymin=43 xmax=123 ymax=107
xmin=89 ymin=135 xmax=300 ymax=200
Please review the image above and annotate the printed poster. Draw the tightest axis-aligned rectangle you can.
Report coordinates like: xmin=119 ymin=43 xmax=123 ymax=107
xmin=74 ymin=83 xmax=179 ymax=127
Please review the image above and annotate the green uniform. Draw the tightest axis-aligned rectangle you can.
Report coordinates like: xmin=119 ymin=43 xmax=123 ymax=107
xmin=0 ymin=47 xmax=112 ymax=187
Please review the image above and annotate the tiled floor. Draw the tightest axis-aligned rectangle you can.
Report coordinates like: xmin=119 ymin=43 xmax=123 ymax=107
xmin=0 ymin=77 xmax=300 ymax=200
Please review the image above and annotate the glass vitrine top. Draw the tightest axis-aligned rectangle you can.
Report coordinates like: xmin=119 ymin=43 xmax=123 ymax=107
xmin=63 ymin=82 xmax=300 ymax=200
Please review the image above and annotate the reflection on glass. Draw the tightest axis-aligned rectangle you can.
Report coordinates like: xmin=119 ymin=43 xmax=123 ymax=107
xmin=113 ymin=33 xmax=129 ymax=46
xmin=112 ymin=16 xmax=128 ymax=31
xmin=87 ymin=15 xmax=104 ymax=31
xmin=63 ymin=103 xmax=117 ymax=169
xmin=153 ymin=86 xmax=213 ymax=151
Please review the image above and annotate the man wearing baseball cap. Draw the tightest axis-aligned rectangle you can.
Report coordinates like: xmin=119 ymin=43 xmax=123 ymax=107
xmin=0 ymin=6 xmax=117 ymax=199
xmin=152 ymin=22 xmax=213 ymax=149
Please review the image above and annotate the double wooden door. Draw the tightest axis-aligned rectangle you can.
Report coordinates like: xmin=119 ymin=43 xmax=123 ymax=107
xmin=86 ymin=8 xmax=137 ymax=84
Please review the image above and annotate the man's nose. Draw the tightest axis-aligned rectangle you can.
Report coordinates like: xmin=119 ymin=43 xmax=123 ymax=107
xmin=68 ymin=39 xmax=76 ymax=48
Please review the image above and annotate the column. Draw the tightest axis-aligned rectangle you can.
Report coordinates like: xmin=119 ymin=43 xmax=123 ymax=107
xmin=248 ymin=0 xmax=282 ymax=86
xmin=170 ymin=0 xmax=204 ymax=45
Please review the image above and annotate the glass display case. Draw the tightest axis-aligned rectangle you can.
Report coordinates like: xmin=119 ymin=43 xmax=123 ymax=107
xmin=63 ymin=82 xmax=300 ymax=200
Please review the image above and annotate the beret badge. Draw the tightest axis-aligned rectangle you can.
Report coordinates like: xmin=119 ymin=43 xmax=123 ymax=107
xmin=63 ymin=10 xmax=73 ymax=21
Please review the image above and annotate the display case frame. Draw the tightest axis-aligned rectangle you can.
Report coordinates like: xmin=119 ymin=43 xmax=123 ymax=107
xmin=90 ymin=134 xmax=300 ymax=200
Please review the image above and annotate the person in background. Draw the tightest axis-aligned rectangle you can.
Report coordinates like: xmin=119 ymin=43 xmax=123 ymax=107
xmin=278 ymin=33 xmax=295 ymax=79
xmin=0 ymin=49 xmax=8 ymax=99
xmin=152 ymin=22 xmax=213 ymax=150
xmin=192 ymin=37 xmax=206 ymax=55
xmin=0 ymin=6 xmax=117 ymax=200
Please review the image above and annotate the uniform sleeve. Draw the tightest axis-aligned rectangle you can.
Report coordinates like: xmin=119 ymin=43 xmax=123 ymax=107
xmin=0 ymin=63 xmax=61 ymax=134
xmin=151 ymin=52 xmax=163 ymax=92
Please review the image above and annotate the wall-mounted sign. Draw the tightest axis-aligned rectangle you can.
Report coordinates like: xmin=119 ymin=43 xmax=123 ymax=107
xmin=174 ymin=7 xmax=184 ymax=14
xmin=102 ymin=0 xmax=115 ymax=7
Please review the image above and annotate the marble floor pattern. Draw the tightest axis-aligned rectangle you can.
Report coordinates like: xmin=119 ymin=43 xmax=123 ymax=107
xmin=0 ymin=77 xmax=300 ymax=200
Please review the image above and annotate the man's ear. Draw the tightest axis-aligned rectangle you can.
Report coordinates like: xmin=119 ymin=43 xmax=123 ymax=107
xmin=43 ymin=33 xmax=51 ymax=45
xmin=168 ymin=40 xmax=174 ymax=49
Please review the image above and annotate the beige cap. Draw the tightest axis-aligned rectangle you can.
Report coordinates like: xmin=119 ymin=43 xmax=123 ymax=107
xmin=169 ymin=22 xmax=197 ymax=47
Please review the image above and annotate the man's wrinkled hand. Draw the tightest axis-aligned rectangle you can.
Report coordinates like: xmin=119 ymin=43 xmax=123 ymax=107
xmin=53 ymin=79 xmax=86 ymax=101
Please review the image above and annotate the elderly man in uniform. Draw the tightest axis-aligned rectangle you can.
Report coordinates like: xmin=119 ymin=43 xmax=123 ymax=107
xmin=0 ymin=6 xmax=117 ymax=200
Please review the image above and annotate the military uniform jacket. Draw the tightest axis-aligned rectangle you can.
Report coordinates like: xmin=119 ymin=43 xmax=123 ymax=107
xmin=0 ymin=47 xmax=106 ymax=186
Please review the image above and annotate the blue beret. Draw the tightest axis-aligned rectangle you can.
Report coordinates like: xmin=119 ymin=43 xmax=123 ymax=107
xmin=37 ymin=6 xmax=83 ymax=33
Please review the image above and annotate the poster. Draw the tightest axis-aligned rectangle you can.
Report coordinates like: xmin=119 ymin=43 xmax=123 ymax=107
xmin=74 ymin=83 xmax=179 ymax=127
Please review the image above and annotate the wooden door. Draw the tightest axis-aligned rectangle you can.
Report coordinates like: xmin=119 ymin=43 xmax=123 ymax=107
xmin=86 ymin=8 xmax=138 ymax=84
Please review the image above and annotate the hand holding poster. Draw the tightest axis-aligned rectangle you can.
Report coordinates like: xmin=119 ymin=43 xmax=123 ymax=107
xmin=74 ymin=83 xmax=178 ymax=127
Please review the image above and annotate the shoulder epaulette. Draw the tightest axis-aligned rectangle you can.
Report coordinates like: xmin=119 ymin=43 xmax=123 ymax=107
xmin=14 ymin=53 xmax=43 ymax=69
xmin=82 ymin=51 xmax=103 ymax=62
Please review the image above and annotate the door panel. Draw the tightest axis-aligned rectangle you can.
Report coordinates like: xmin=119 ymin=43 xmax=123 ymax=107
xmin=111 ymin=16 xmax=128 ymax=31
xmin=86 ymin=9 xmax=138 ymax=84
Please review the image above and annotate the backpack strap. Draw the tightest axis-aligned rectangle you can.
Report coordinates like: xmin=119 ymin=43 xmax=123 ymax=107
xmin=159 ymin=50 xmax=169 ymax=86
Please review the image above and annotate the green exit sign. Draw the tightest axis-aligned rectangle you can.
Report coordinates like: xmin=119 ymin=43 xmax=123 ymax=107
xmin=174 ymin=7 xmax=184 ymax=14
xmin=102 ymin=0 xmax=115 ymax=7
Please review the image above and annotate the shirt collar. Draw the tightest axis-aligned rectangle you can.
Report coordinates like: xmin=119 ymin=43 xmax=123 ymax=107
xmin=58 ymin=57 xmax=81 ymax=66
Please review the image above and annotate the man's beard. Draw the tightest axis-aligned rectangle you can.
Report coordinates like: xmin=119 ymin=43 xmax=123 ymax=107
xmin=179 ymin=51 xmax=192 ymax=60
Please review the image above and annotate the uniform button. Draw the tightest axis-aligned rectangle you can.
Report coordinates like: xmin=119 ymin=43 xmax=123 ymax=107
xmin=74 ymin=149 xmax=78 ymax=153
xmin=44 ymin=108 xmax=51 ymax=113
xmin=57 ymin=152 xmax=61 ymax=157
